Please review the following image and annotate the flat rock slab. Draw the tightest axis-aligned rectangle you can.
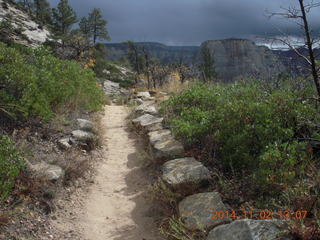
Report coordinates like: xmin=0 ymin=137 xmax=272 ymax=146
xmin=179 ymin=192 xmax=229 ymax=231
xmin=207 ymin=219 xmax=289 ymax=240
xmin=148 ymin=129 xmax=172 ymax=145
xmin=162 ymin=157 xmax=211 ymax=189
xmin=135 ymin=104 xmax=158 ymax=116
xmin=152 ymin=138 xmax=184 ymax=160
xmin=76 ymin=119 xmax=94 ymax=132
xmin=30 ymin=162 xmax=64 ymax=181
xmin=132 ymin=114 xmax=163 ymax=132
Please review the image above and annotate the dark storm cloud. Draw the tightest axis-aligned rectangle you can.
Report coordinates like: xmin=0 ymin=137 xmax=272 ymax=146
xmin=48 ymin=0 xmax=320 ymax=45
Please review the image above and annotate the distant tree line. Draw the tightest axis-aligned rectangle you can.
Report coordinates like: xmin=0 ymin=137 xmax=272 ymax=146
xmin=124 ymin=41 xmax=217 ymax=88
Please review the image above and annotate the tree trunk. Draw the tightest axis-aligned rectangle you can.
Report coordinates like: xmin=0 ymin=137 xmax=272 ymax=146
xmin=299 ymin=0 xmax=320 ymax=100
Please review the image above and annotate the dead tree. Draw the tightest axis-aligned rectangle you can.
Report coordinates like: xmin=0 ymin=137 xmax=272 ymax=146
xmin=269 ymin=0 xmax=320 ymax=100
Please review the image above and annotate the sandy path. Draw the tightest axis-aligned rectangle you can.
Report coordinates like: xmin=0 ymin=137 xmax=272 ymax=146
xmin=79 ymin=105 xmax=164 ymax=240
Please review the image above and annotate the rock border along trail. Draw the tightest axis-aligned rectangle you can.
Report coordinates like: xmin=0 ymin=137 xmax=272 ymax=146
xmin=53 ymin=105 xmax=164 ymax=240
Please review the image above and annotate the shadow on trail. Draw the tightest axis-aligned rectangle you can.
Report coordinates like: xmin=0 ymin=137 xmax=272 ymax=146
xmin=111 ymin=128 xmax=165 ymax=240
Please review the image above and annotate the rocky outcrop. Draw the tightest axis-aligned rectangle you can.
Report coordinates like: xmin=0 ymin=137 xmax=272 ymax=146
xmin=207 ymin=219 xmax=289 ymax=240
xmin=178 ymin=192 xmax=229 ymax=231
xmin=200 ymin=39 xmax=286 ymax=82
xmin=103 ymin=80 xmax=129 ymax=96
xmin=162 ymin=157 xmax=211 ymax=189
xmin=0 ymin=0 xmax=51 ymax=47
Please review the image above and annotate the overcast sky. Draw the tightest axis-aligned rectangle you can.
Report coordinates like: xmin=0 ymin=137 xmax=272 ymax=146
xmin=48 ymin=0 xmax=320 ymax=46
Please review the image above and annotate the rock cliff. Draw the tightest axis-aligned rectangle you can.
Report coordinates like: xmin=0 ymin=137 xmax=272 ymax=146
xmin=0 ymin=0 xmax=51 ymax=47
xmin=200 ymin=39 xmax=286 ymax=82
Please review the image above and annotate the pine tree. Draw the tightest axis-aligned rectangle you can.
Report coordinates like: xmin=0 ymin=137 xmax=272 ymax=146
xmin=87 ymin=8 xmax=110 ymax=44
xmin=52 ymin=0 xmax=77 ymax=45
xmin=199 ymin=45 xmax=216 ymax=82
xmin=16 ymin=0 xmax=34 ymax=14
xmin=34 ymin=0 xmax=52 ymax=25
xmin=79 ymin=17 xmax=91 ymax=39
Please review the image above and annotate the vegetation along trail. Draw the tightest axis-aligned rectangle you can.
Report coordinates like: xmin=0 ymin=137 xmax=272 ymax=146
xmin=79 ymin=105 xmax=163 ymax=240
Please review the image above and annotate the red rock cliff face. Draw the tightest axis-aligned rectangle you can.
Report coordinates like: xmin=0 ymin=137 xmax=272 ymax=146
xmin=0 ymin=0 xmax=51 ymax=47
xmin=200 ymin=39 xmax=286 ymax=82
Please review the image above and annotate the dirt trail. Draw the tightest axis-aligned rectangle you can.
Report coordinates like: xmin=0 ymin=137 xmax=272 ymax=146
xmin=55 ymin=105 xmax=164 ymax=240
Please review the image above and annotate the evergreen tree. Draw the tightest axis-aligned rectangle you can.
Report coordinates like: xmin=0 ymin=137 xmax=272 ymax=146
xmin=16 ymin=0 xmax=34 ymax=14
xmin=52 ymin=0 xmax=77 ymax=45
xmin=34 ymin=0 xmax=52 ymax=25
xmin=199 ymin=45 xmax=216 ymax=82
xmin=87 ymin=8 xmax=110 ymax=44
xmin=79 ymin=17 xmax=91 ymax=39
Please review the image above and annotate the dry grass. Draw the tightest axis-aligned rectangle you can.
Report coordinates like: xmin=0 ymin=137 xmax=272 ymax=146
xmin=157 ymin=74 xmax=193 ymax=95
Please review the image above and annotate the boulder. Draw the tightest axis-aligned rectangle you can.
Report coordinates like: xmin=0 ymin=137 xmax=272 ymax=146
xmin=30 ymin=162 xmax=64 ymax=181
xmin=148 ymin=129 xmax=172 ymax=145
xmin=132 ymin=114 xmax=163 ymax=132
xmin=162 ymin=157 xmax=211 ymax=189
xmin=179 ymin=192 xmax=229 ymax=231
xmin=207 ymin=219 xmax=289 ymax=240
xmin=135 ymin=104 xmax=158 ymax=116
xmin=136 ymin=91 xmax=151 ymax=99
xmin=76 ymin=119 xmax=94 ymax=132
xmin=71 ymin=130 xmax=96 ymax=144
xmin=57 ymin=138 xmax=72 ymax=150
xmin=151 ymin=138 xmax=184 ymax=160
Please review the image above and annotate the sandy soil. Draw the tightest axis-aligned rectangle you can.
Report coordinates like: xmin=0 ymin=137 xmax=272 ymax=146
xmin=53 ymin=105 xmax=164 ymax=240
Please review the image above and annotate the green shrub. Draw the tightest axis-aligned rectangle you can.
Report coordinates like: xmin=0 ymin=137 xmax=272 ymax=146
xmin=255 ymin=141 xmax=310 ymax=194
xmin=0 ymin=135 xmax=24 ymax=200
xmin=0 ymin=43 xmax=105 ymax=120
xmin=162 ymin=80 xmax=319 ymax=191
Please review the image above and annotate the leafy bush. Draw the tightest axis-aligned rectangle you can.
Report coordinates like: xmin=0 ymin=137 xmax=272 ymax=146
xmin=0 ymin=43 xmax=105 ymax=120
xmin=255 ymin=141 xmax=310 ymax=194
xmin=0 ymin=135 xmax=24 ymax=200
xmin=162 ymin=80 xmax=319 ymax=191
